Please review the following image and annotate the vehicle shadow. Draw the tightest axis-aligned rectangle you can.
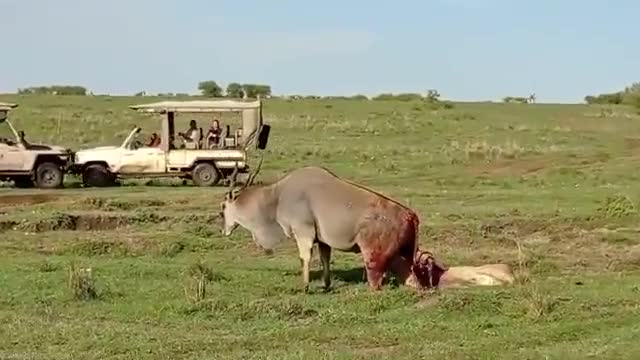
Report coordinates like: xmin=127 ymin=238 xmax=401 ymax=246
xmin=59 ymin=180 xmax=233 ymax=189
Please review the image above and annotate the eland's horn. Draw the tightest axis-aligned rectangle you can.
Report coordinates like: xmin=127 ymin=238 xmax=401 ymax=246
xmin=245 ymin=152 xmax=265 ymax=187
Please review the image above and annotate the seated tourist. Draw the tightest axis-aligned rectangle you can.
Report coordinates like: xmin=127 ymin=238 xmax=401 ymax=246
xmin=206 ymin=119 xmax=223 ymax=148
xmin=178 ymin=120 xmax=199 ymax=145
xmin=147 ymin=133 xmax=161 ymax=147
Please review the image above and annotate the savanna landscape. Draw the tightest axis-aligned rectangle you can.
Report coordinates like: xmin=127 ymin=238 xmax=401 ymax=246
xmin=1 ymin=93 xmax=640 ymax=359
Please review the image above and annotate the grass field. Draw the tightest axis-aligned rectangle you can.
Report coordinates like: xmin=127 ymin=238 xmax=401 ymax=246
xmin=2 ymin=94 xmax=640 ymax=359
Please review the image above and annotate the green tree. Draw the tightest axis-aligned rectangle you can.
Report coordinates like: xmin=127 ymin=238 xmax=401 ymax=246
xmin=226 ymin=83 xmax=244 ymax=98
xmin=623 ymin=82 xmax=640 ymax=108
xmin=198 ymin=81 xmax=222 ymax=97
xmin=426 ymin=89 xmax=441 ymax=102
xmin=242 ymin=84 xmax=271 ymax=98
xmin=17 ymin=85 xmax=87 ymax=95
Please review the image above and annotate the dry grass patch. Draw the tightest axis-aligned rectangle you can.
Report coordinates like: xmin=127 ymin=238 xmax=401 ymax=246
xmin=183 ymin=260 xmax=222 ymax=304
xmin=67 ymin=262 xmax=100 ymax=301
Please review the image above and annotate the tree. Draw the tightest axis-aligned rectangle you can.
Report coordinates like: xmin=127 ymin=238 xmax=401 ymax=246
xmin=425 ymin=89 xmax=441 ymax=102
xmin=350 ymin=94 xmax=369 ymax=100
xmin=17 ymin=85 xmax=87 ymax=95
xmin=226 ymin=83 xmax=244 ymax=98
xmin=623 ymin=82 xmax=640 ymax=108
xmin=198 ymin=81 xmax=222 ymax=97
xmin=242 ymin=84 xmax=271 ymax=98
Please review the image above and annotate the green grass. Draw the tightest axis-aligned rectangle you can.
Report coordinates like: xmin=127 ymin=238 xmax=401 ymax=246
xmin=2 ymin=94 xmax=640 ymax=359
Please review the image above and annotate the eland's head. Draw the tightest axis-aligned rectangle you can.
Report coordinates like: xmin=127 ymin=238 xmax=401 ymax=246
xmin=219 ymin=153 xmax=264 ymax=236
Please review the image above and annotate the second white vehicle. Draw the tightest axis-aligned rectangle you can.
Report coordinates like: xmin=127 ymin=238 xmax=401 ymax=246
xmin=71 ymin=99 xmax=270 ymax=187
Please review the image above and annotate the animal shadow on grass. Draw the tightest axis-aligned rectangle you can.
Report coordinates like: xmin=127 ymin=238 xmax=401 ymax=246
xmin=309 ymin=266 xmax=367 ymax=291
xmin=308 ymin=266 xmax=408 ymax=291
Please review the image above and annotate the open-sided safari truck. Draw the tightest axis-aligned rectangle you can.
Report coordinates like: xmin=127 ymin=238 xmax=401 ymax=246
xmin=0 ymin=102 xmax=74 ymax=188
xmin=71 ymin=99 xmax=270 ymax=187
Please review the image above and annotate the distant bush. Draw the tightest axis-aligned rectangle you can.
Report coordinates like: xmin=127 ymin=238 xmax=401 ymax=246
xmin=372 ymin=89 xmax=442 ymax=102
xmin=350 ymin=94 xmax=369 ymax=100
xmin=623 ymin=82 xmax=640 ymax=109
xmin=394 ymin=93 xmax=424 ymax=101
xmin=372 ymin=93 xmax=396 ymax=101
xmin=585 ymin=82 xmax=640 ymax=108
xmin=372 ymin=93 xmax=422 ymax=101
xmin=18 ymin=85 xmax=87 ymax=96
xmin=321 ymin=96 xmax=346 ymax=100
xmin=584 ymin=92 xmax=623 ymax=105
xmin=442 ymin=101 xmax=455 ymax=109
xmin=503 ymin=96 xmax=529 ymax=104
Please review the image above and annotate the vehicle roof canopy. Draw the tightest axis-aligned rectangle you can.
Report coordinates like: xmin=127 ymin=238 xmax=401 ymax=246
xmin=0 ymin=102 xmax=18 ymax=112
xmin=128 ymin=99 xmax=261 ymax=113
xmin=128 ymin=99 xmax=263 ymax=149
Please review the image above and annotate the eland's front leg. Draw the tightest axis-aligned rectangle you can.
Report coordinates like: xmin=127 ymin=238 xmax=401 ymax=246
xmin=294 ymin=232 xmax=315 ymax=293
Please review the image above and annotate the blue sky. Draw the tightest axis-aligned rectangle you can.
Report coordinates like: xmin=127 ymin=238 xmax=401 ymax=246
xmin=1 ymin=0 xmax=638 ymax=103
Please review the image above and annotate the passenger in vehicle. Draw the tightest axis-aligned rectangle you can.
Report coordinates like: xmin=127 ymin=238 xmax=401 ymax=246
xmin=147 ymin=133 xmax=161 ymax=147
xmin=178 ymin=120 xmax=199 ymax=145
xmin=206 ymin=119 xmax=223 ymax=148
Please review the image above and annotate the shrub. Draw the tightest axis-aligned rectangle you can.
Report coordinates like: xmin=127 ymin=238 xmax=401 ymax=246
xmin=67 ymin=263 xmax=100 ymax=301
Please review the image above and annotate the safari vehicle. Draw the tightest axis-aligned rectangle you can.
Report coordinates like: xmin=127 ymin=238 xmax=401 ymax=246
xmin=71 ymin=99 xmax=271 ymax=187
xmin=0 ymin=102 xmax=74 ymax=189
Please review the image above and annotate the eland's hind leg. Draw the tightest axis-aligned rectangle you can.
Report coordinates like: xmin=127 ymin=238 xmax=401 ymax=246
xmin=317 ymin=242 xmax=332 ymax=291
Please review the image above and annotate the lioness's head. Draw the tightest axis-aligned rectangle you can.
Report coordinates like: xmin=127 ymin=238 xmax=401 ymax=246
xmin=412 ymin=250 xmax=448 ymax=288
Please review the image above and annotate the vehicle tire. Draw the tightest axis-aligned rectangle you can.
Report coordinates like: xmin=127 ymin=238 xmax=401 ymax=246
xmin=83 ymin=164 xmax=116 ymax=187
xmin=12 ymin=176 xmax=34 ymax=188
xmin=191 ymin=162 xmax=220 ymax=187
xmin=35 ymin=162 xmax=63 ymax=189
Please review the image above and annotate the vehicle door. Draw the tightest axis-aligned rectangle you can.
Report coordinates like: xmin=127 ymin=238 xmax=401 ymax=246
xmin=118 ymin=146 xmax=166 ymax=174
xmin=0 ymin=143 xmax=25 ymax=171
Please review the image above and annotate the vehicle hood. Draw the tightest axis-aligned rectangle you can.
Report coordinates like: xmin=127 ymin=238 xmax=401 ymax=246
xmin=25 ymin=144 xmax=68 ymax=152
xmin=77 ymin=146 xmax=120 ymax=153
xmin=74 ymin=146 xmax=121 ymax=164
xmin=48 ymin=145 xmax=68 ymax=152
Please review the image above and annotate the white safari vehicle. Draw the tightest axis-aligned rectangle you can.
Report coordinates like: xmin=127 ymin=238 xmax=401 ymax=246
xmin=71 ymin=99 xmax=271 ymax=187
xmin=0 ymin=102 xmax=74 ymax=188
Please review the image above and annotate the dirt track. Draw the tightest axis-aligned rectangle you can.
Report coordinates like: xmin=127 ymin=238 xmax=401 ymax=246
xmin=0 ymin=193 xmax=59 ymax=207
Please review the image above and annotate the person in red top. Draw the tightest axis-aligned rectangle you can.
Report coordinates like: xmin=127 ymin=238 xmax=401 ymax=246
xmin=147 ymin=133 xmax=161 ymax=147
xmin=206 ymin=119 xmax=223 ymax=148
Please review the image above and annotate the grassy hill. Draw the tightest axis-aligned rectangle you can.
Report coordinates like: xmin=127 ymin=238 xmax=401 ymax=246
xmin=1 ymin=94 xmax=640 ymax=359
